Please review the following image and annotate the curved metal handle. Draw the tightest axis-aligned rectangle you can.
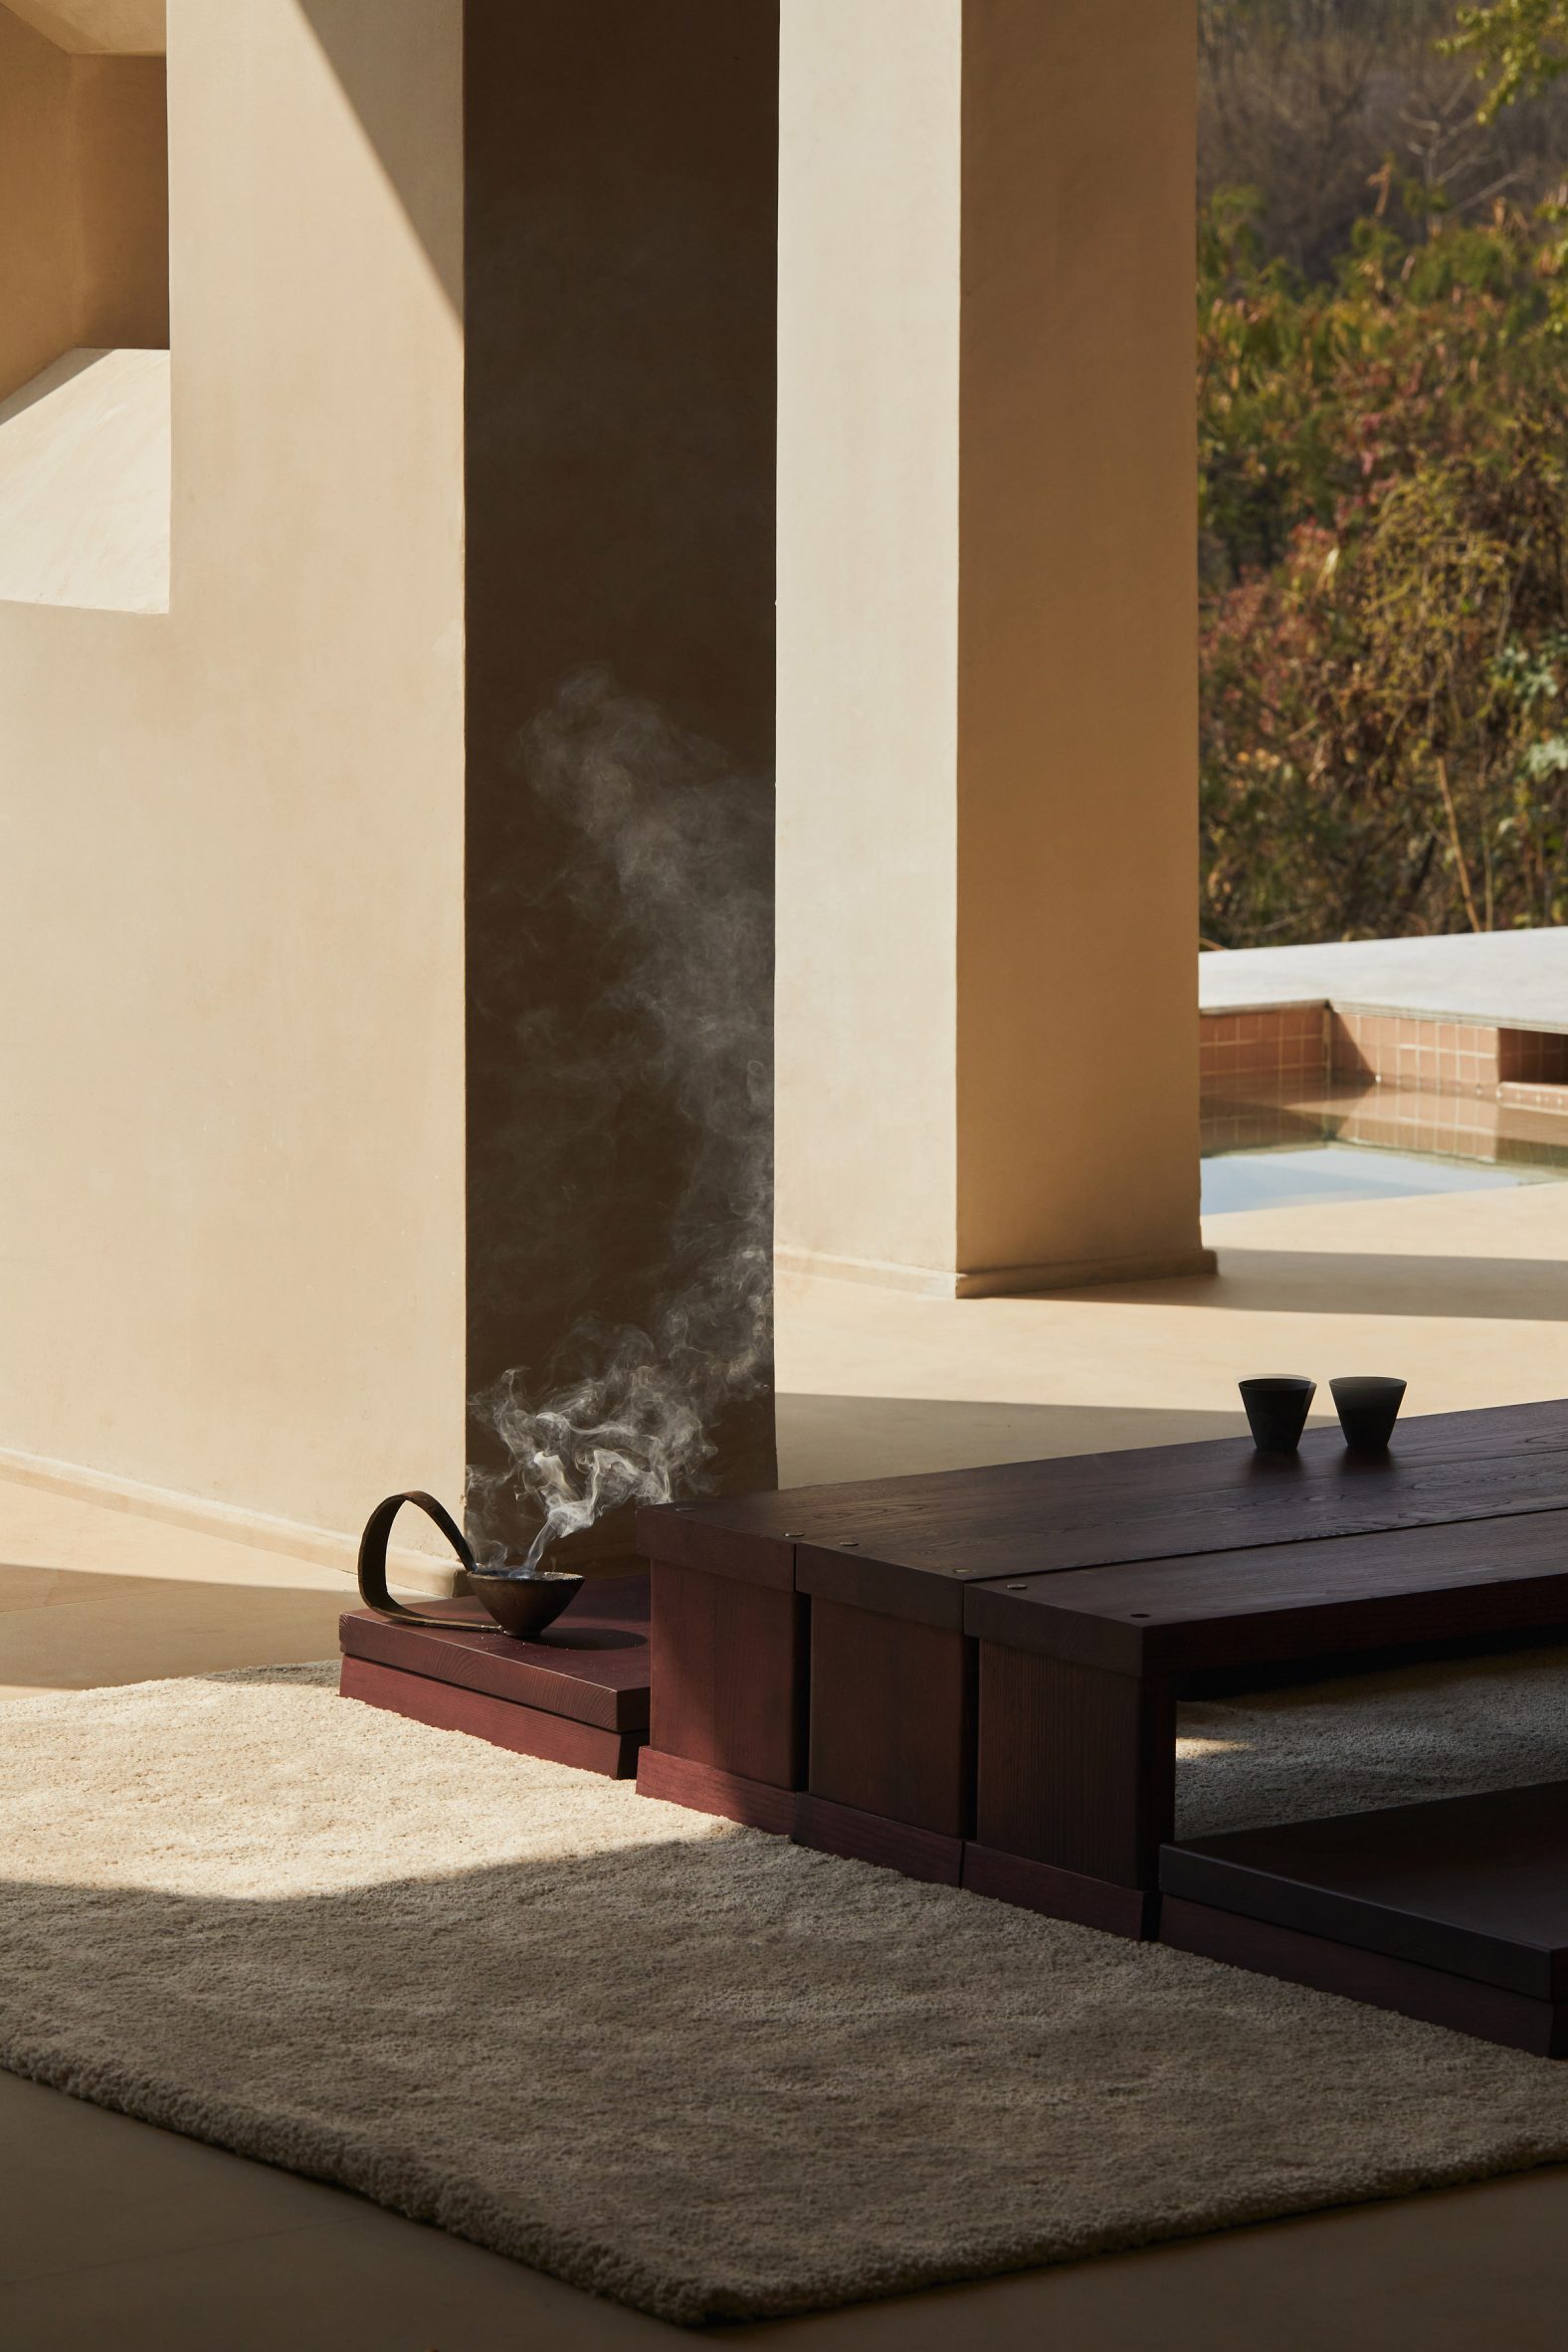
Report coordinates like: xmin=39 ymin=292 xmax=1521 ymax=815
xmin=356 ymin=1489 xmax=483 ymax=1631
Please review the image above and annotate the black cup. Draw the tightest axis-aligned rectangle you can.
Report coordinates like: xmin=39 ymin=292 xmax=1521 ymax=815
xmin=1240 ymin=1375 xmax=1315 ymax=1456
xmin=1331 ymin=1376 xmax=1406 ymax=1454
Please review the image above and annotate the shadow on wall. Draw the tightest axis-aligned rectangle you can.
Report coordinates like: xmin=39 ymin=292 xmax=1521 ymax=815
xmin=776 ymin=1398 xmax=1251 ymax=1487
xmin=294 ymin=0 xmax=462 ymax=314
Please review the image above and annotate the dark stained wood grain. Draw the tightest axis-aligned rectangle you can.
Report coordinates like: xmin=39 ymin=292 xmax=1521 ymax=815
xmin=636 ymin=1745 xmax=798 ymax=1836
xmin=645 ymin=1400 xmax=1568 ymax=1618
xmin=636 ymin=1497 xmax=796 ymax=1591
xmin=1161 ymin=1895 xmax=1567 ymax=2059
xmin=1162 ymin=1780 xmax=1568 ymax=1999
xmin=808 ymin=1598 xmax=975 ymax=1837
xmin=338 ymin=1656 xmax=643 ymax=1777
xmin=974 ymin=1645 xmax=1176 ymax=1886
xmin=795 ymin=1793 xmax=963 ymax=1885
xmin=961 ymin=1844 xmax=1160 ymax=1940
xmin=339 ymin=1575 xmax=650 ymax=1732
xmin=649 ymin=1558 xmax=808 ymax=1789
xmin=965 ymin=1509 xmax=1568 ymax=1675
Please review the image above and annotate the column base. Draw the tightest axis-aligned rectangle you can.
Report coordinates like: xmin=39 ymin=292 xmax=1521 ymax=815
xmin=776 ymin=1246 xmax=1218 ymax=1297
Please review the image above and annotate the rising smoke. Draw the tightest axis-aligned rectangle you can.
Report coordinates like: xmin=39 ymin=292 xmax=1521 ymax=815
xmin=466 ymin=665 xmax=772 ymax=1568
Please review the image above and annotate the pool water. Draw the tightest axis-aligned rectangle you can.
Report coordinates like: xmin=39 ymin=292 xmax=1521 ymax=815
xmin=1201 ymin=1140 xmax=1562 ymax=1218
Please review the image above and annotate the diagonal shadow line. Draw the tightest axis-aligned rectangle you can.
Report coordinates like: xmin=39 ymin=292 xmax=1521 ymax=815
xmin=1087 ymin=1253 xmax=1568 ymax=1322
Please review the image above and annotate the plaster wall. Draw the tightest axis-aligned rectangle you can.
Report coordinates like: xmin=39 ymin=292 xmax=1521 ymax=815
xmin=777 ymin=0 xmax=1203 ymax=1293
xmin=0 ymin=9 xmax=167 ymax=403
xmin=464 ymin=0 xmax=780 ymax=1555
xmin=0 ymin=11 xmax=78 ymax=399
xmin=4 ymin=0 xmax=164 ymax=47
xmin=776 ymin=0 xmax=962 ymax=1282
xmin=72 ymin=52 xmax=170 ymax=351
xmin=956 ymin=0 xmax=1202 ymax=1280
xmin=0 ymin=0 xmax=467 ymax=1542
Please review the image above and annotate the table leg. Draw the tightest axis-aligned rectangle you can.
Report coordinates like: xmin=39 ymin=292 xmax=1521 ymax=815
xmin=974 ymin=1642 xmax=1175 ymax=1888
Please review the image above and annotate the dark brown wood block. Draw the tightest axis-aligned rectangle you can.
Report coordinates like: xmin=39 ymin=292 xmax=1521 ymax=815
xmin=966 ymin=1510 xmax=1568 ymax=1678
xmin=808 ymin=1597 xmax=974 ymax=1837
xmin=795 ymin=1792 xmax=963 ymax=1885
xmin=339 ymin=1575 xmax=650 ymax=1732
xmin=636 ymin=1745 xmax=799 ymax=1836
xmin=961 ymin=1844 xmax=1159 ymax=1940
xmin=636 ymin=1496 xmax=795 ymax=1590
xmin=1161 ymin=1896 xmax=1567 ymax=2059
xmin=647 ymin=1401 xmax=1568 ymax=1614
xmin=339 ymin=1656 xmax=643 ymax=1777
xmin=648 ymin=1557 xmax=808 ymax=1789
xmin=1162 ymin=1780 xmax=1568 ymax=1999
xmin=975 ymin=1643 xmax=1175 ymax=1887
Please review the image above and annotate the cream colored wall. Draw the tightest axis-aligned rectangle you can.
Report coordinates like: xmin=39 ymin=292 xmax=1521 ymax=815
xmin=4 ymin=0 xmax=164 ymax=50
xmin=777 ymin=0 xmax=1204 ymax=1295
xmin=0 ymin=0 xmax=467 ymax=1543
xmin=776 ymin=0 xmax=962 ymax=1281
xmin=72 ymin=54 xmax=170 ymax=350
xmin=0 ymin=8 xmax=167 ymax=403
xmin=956 ymin=0 xmax=1202 ymax=1281
xmin=0 ymin=11 xmax=78 ymax=400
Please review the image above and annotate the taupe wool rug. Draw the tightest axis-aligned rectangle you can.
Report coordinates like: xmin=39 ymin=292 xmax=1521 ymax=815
xmin=5 ymin=1650 xmax=1568 ymax=2324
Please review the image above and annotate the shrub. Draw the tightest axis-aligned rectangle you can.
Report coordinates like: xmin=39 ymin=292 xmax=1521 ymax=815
xmin=1199 ymin=188 xmax=1568 ymax=941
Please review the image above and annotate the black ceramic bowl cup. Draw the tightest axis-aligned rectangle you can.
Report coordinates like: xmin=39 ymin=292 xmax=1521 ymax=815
xmin=1331 ymin=1375 xmax=1406 ymax=1454
xmin=468 ymin=1564 xmax=584 ymax=1640
xmin=1240 ymin=1375 xmax=1316 ymax=1456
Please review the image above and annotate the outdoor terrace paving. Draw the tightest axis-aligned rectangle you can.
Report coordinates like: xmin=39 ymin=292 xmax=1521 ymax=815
xmin=1199 ymin=926 xmax=1568 ymax=1029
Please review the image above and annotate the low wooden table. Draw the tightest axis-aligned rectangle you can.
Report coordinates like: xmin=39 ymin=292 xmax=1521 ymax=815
xmin=966 ymin=1506 xmax=1568 ymax=1935
xmin=637 ymin=1401 xmax=1568 ymax=1937
xmin=339 ymin=1575 xmax=650 ymax=1777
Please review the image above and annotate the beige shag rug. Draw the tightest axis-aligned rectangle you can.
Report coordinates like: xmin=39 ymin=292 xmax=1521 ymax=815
xmin=5 ymin=1651 xmax=1568 ymax=2324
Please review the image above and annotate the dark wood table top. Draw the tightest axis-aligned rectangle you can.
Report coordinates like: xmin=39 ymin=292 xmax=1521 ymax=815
xmin=966 ymin=1508 xmax=1568 ymax=1671
xmin=640 ymin=1400 xmax=1568 ymax=1628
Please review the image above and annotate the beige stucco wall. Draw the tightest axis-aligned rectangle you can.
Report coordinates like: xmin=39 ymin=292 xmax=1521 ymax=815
xmin=4 ymin=0 xmax=164 ymax=48
xmin=777 ymin=0 xmax=1204 ymax=1294
xmin=956 ymin=0 xmax=1202 ymax=1281
xmin=73 ymin=53 xmax=170 ymax=351
xmin=463 ymin=0 xmax=779 ymax=1558
xmin=0 ymin=8 xmax=168 ymax=402
xmin=776 ymin=0 xmax=962 ymax=1283
xmin=0 ymin=11 xmax=78 ymax=400
xmin=0 ymin=0 xmax=467 ymax=1541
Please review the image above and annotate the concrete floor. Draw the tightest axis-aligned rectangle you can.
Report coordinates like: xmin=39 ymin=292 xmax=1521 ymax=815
xmin=6 ymin=1178 xmax=1568 ymax=2346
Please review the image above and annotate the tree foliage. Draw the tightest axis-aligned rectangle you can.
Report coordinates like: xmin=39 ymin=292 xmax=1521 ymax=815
xmin=1200 ymin=190 xmax=1568 ymax=942
xmin=1444 ymin=1 xmax=1568 ymax=121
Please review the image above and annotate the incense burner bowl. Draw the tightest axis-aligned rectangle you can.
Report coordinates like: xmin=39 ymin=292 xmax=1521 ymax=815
xmin=469 ymin=1563 xmax=585 ymax=1640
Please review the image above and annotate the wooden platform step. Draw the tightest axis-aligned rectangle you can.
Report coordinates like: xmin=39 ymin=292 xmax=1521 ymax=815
xmin=1160 ymin=1778 xmax=1568 ymax=2057
xmin=338 ymin=1575 xmax=650 ymax=1778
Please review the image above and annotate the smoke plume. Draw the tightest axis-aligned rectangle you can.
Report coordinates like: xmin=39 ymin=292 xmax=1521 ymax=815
xmin=466 ymin=666 xmax=771 ymax=1568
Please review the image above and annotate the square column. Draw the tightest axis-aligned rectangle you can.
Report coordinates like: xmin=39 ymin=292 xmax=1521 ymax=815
xmin=777 ymin=0 xmax=1209 ymax=1295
